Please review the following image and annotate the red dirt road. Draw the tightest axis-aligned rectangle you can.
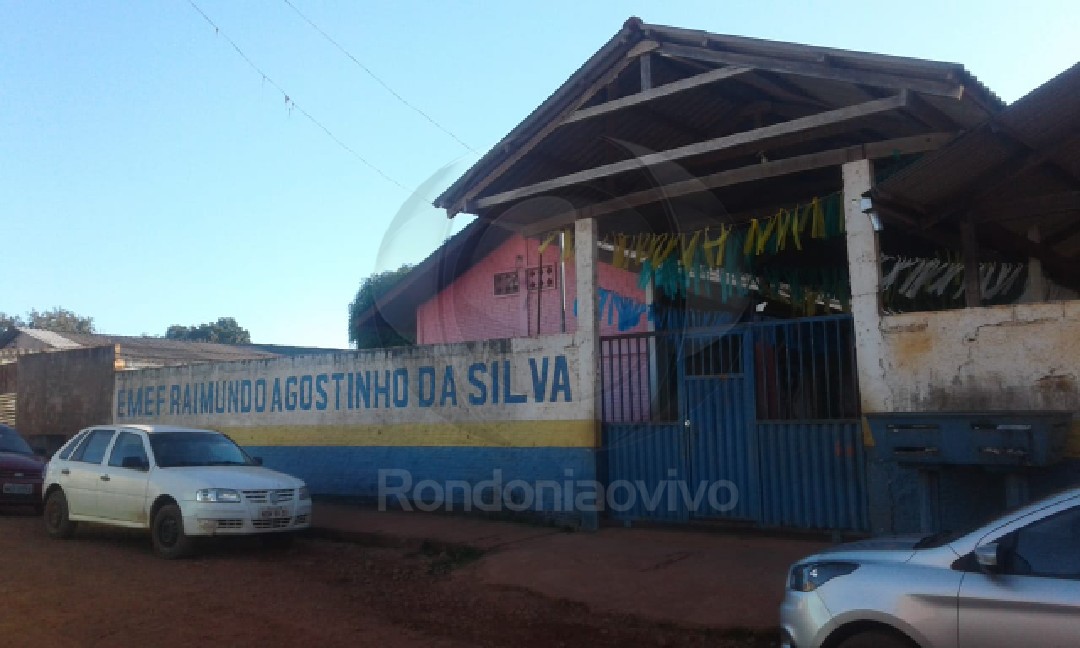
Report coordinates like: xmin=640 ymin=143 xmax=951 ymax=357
xmin=0 ymin=508 xmax=772 ymax=647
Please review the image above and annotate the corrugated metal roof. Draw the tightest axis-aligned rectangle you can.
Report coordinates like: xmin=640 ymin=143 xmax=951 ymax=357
xmin=872 ymin=62 xmax=1080 ymax=275
xmin=875 ymin=62 xmax=1080 ymax=208
xmin=5 ymin=329 xmax=284 ymax=366
xmin=17 ymin=328 xmax=81 ymax=349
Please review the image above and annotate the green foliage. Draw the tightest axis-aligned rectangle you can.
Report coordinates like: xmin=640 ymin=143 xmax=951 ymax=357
xmin=0 ymin=308 xmax=94 ymax=333
xmin=348 ymin=265 xmax=414 ymax=349
xmin=165 ymin=317 xmax=251 ymax=344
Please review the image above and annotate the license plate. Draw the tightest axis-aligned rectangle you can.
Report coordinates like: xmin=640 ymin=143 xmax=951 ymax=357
xmin=259 ymin=506 xmax=288 ymax=519
xmin=2 ymin=483 xmax=33 ymax=495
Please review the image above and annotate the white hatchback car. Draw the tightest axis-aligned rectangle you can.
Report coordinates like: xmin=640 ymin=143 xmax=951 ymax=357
xmin=43 ymin=425 xmax=312 ymax=558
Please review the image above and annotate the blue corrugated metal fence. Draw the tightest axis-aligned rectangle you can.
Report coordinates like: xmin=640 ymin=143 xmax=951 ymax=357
xmin=600 ymin=316 xmax=869 ymax=532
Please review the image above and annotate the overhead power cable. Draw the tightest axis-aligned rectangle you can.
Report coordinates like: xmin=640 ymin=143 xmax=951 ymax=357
xmin=186 ymin=0 xmax=409 ymax=191
xmin=281 ymin=0 xmax=477 ymax=154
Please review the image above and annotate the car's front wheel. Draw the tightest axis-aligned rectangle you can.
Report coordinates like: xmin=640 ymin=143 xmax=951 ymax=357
xmin=151 ymin=503 xmax=194 ymax=559
xmin=837 ymin=629 xmax=915 ymax=648
xmin=43 ymin=489 xmax=77 ymax=538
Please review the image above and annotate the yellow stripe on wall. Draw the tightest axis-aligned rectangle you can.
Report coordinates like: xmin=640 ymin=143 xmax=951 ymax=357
xmin=218 ymin=419 xmax=598 ymax=448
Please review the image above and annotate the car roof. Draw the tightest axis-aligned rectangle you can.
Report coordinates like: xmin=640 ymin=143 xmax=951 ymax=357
xmin=108 ymin=425 xmax=220 ymax=435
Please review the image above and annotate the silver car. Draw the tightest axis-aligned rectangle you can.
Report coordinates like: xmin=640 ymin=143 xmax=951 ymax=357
xmin=780 ymin=487 xmax=1080 ymax=647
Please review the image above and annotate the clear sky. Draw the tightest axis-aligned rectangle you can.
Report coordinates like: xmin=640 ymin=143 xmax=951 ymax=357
xmin=2 ymin=1 xmax=1077 ymax=348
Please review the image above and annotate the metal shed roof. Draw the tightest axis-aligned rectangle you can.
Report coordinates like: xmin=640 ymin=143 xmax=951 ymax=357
xmin=871 ymin=62 xmax=1080 ymax=279
xmin=435 ymin=17 xmax=1002 ymax=223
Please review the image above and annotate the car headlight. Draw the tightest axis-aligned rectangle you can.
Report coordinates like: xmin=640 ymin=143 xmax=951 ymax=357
xmin=789 ymin=561 xmax=860 ymax=592
xmin=195 ymin=488 xmax=242 ymax=503
xmin=298 ymin=485 xmax=310 ymax=501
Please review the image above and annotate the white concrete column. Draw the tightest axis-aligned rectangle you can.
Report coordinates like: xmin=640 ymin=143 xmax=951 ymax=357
xmin=574 ymin=217 xmax=601 ymax=531
xmin=843 ymin=159 xmax=889 ymax=414
xmin=574 ymin=217 xmax=601 ymax=433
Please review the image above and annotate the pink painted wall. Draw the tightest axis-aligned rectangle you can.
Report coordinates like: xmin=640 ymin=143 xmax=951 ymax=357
xmin=416 ymin=233 xmax=649 ymax=345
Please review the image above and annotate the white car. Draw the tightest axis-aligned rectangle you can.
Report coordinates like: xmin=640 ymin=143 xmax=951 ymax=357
xmin=43 ymin=424 xmax=312 ymax=559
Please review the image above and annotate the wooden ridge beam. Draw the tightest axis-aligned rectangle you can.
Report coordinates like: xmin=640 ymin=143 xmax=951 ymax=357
xmin=519 ymin=131 xmax=954 ymax=237
xmin=472 ymin=92 xmax=909 ymax=212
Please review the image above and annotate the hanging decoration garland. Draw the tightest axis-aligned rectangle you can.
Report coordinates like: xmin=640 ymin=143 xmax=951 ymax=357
xmin=539 ymin=193 xmax=848 ymax=310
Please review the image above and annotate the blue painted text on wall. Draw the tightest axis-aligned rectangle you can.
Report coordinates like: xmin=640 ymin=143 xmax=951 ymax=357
xmin=117 ymin=355 xmax=573 ymax=418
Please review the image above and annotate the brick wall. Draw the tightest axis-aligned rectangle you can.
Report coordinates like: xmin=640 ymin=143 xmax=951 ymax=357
xmin=417 ymin=234 xmax=648 ymax=344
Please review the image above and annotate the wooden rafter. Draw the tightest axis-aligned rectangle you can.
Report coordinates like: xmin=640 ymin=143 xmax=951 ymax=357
xmin=446 ymin=40 xmax=658 ymax=216
xmin=924 ymin=136 xmax=1077 ymax=229
xmin=561 ymin=65 xmax=751 ymax=126
xmin=471 ymin=92 xmax=910 ymax=211
xmin=518 ymin=132 xmax=954 ymax=236
xmin=975 ymin=191 xmax=1080 ymax=222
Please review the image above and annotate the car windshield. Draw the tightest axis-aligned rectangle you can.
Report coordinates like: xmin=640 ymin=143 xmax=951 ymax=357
xmin=0 ymin=427 xmax=33 ymax=456
xmin=148 ymin=432 xmax=253 ymax=468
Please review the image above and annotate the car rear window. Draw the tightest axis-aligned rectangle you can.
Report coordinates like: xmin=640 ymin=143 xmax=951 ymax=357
xmin=73 ymin=429 xmax=115 ymax=464
xmin=0 ymin=426 xmax=33 ymax=455
xmin=58 ymin=430 xmax=90 ymax=461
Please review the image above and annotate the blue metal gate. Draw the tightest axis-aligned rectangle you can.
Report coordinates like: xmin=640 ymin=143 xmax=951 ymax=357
xmin=601 ymin=316 xmax=869 ymax=532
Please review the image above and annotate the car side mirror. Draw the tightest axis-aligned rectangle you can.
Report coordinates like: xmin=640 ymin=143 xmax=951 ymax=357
xmin=975 ymin=543 xmax=1001 ymax=573
xmin=252 ymin=456 xmax=263 ymax=466
xmin=122 ymin=456 xmax=149 ymax=471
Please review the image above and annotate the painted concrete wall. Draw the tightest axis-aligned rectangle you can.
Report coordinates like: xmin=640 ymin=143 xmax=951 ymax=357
xmin=416 ymin=233 xmax=647 ymax=345
xmin=867 ymin=301 xmax=1080 ymax=415
xmin=844 ymin=161 xmax=1080 ymax=534
xmin=860 ymin=301 xmax=1080 ymax=534
xmin=113 ymin=334 xmax=599 ymax=526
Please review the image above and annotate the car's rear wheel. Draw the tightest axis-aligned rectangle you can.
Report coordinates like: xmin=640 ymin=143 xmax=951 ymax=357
xmin=44 ymin=490 xmax=77 ymax=538
xmin=151 ymin=504 xmax=194 ymax=559
xmin=837 ymin=629 xmax=915 ymax=648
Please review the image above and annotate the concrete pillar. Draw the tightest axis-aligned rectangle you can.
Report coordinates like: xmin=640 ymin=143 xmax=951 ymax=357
xmin=844 ymin=159 xmax=893 ymax=535
xmin=574 ymin=217 xmax=601 ymax=531
xmin=843 ymin=159 xmax=889 ymax=415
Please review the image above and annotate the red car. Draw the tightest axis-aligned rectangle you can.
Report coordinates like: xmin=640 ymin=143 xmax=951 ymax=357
xmin=0 ymin=425 xmax=45 ymax=514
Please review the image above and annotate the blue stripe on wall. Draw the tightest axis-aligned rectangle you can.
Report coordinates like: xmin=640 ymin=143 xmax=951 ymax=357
xmin=246 ymin=445 xmax=598 ymax=527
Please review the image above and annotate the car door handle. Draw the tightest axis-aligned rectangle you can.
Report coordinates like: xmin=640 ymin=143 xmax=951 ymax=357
xmin=100 ymin=475 xmax=111 ymax=482
xmin=61 ymin=468 xmax=70 ymax=475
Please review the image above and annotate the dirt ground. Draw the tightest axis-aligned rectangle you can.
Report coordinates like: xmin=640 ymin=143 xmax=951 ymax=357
xmin=0 ymin=506 xmax=776 ymax=648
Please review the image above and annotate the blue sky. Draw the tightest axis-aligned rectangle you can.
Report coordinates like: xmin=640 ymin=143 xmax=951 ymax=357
xmin=2 ymin=1 xmax=1077 ymax=348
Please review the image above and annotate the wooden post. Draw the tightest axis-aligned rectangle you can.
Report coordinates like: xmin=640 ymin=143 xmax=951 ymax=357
xmin=640 ymin=53 xmax=652 ymax=91
xmin=961 ymin=216 xmax=981 ymax=307
xmin=1021 ymin=225 xmax=1047 ymax=302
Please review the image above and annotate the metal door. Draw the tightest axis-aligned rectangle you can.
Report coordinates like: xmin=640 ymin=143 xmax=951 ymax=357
xmin=681 ymin=332 xmax=758 ymax=521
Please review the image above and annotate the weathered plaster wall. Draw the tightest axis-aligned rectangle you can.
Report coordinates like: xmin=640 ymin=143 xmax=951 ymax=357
xmin=416 ymin=233 xmax=647 ymax=345
xmin=858 ymin=300 xmax=1080 ymax=535
xmin=869 ymin=301 xmax=1079 ymax=415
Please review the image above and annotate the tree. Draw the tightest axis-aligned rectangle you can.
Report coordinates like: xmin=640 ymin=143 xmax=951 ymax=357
xmin=165 ymin=317 xmax=251 ymax=344
xmin=348 ymin=265 xmax=414 ymax=349
xmin=0 ymin=312 xmax=24 ymax=330
xmin=1 ymin=308 xmax=95 ymax=333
